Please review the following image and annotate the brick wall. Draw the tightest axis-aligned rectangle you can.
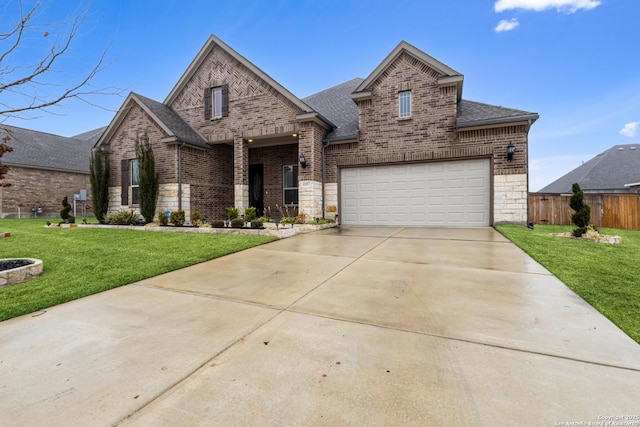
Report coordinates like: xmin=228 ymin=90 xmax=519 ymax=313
xmin=248 ymin=143 xmax=297 ymax=215
xmin=0 ymin=166 xmax=91 ymax=218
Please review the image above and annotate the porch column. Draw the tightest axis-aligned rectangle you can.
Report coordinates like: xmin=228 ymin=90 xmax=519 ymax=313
xmin=234 ymin=136 xmax=249 ymax=212
xmin=297 ymin=122 xmax=325 ymax=219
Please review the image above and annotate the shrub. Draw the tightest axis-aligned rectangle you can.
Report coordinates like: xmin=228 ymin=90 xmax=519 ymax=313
xmin=170 ymin=210 xmax=186 ymax=226
xmin=191 ymin=211 xmax=202 ymax=227
xmin=280 ymin=216 xmax=294 ymax=227
xmin=231 ymin=218 xmax=245 ymax=228
xmin=244 ymin=206 xmax=257 ymax=222
xmin=158 ymin=212 xmax=169 ymax=226
xmin=211 ymin=220 xmax=225 ymax=228
xmin=105 ymin=209 xmax=140 ymax=225
xmin=90 ymin=150 xmax=109 ymax=223
xmin=59 ymin=196 xmax=75 ymax=224
xmin=250 ymin=219 xmax=263 ymax=229
xmin=295 ymin=211 xmax=308 ymax=224
xmin=570 ymin=183 xmax=591 ymax=235
xmin=135 ymin=132 xmax=159 ymax=224
xmin=226 ymin=206 xmax=239 ymax=220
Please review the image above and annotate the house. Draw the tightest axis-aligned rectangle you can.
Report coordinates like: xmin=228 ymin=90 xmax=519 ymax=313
xmin=95 ymin=35 xmax=538 ymax=227
xmin=0 ymin=125 xmax=105 ymax=218
xmin=539 ymin=144 xmax=640 ymax=194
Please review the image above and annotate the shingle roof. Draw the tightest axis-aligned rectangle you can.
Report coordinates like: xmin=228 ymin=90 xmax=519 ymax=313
xmin=303 ymin=78 xmax=363 ymax=142
xmin=0 ymin=124 xmax=94 ymax=173
xmin=539 ymin=144 xmax=640 ymax=194
xmin=457 ymin=100 xmax=538 ymax=128
xmin=73 ymin=126 xmax=107 ymax=145
xmin=132 ymin=93 xmax=209 ymax=148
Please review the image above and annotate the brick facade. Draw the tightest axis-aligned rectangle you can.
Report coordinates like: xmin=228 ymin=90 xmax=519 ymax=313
xmin=0 ymin=166 xmax=91 ymax=218
xmin=98 ymin=36 xmax=536 ymax=226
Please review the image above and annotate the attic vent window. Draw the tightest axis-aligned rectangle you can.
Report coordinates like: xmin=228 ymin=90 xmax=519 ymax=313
xmin=399 ymin=91 xmax=411 ymax=118
xmin=204 ymin=84 xmax=229 ymax=120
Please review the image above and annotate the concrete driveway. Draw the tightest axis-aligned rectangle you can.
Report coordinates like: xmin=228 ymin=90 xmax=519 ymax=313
xmin=1 ymin=227 xmax=639 ymax=426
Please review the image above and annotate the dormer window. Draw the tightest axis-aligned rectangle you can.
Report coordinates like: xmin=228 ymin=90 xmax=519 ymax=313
xmin=399 ymin=91 xmax=411 ymax=118
xmin=204 ymin=84 xmax=229 ymax=120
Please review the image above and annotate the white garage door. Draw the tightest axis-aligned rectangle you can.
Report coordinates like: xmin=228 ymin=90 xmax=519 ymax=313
xmin=340 ymin=159 xmax=490 ymax=227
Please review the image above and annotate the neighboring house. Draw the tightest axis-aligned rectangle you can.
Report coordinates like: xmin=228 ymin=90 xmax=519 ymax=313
xmin=0 ymin=125 xmax=105 ymax=218
xmin=539 ymin=144 xmax=640 ymax=194
xmin=96 ymin=35 xmax=538 ymax=226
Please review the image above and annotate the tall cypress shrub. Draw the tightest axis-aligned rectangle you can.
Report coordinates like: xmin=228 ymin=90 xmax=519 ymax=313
xmin=135 ymin=132 xmax=159 ymax=223
xmin=569 ymin=182 xmax=590 ymax=235
xmin=90 ymin=149 xmax=110 ymax=223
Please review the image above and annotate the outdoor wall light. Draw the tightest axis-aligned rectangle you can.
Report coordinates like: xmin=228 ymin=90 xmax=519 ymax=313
xmin=506 ymin=142 xmax=516 ymax=161
xmin=299 ymin=153 xmax=307 ymax=168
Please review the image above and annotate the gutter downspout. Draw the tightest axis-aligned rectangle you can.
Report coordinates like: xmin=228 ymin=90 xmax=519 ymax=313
xmin=526 ymin=119 xmax=532 ymax=226
xmin=178 ymin=141 xmax=185 ymax=211
xmin=322 ymin=140 xmax=329 ymax=219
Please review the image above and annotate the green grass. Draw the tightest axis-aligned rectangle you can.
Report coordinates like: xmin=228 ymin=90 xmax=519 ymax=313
xmin=497 ymin=224 xmax=640 ymax=344
xmin=0 ymin=219 xmax=276 ymax=322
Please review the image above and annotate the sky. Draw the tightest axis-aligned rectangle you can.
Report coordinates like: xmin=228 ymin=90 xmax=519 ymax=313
xmin=1 ymin=0 xmax=638 ymax=191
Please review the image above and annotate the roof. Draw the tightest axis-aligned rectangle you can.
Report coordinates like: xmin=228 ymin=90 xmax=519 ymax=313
xmin=456 ymin=100 xmax=538 ymax=128
xmin=303 ymin=78 xmax=363 ymax=142
xmin=353 ymin=40 xmax=464 ymax=102
xmin=73 ymin=126 xmax=107 ymax=145
xmin=164 ymin=35 xmax=334 ymax=131
xmin=0 ymin=124 xmax=94 ymax=173
xmin=539 ymin=144 xmax=640 ymax=194
xmin=96 ymin=92 xmax=209 ymax=149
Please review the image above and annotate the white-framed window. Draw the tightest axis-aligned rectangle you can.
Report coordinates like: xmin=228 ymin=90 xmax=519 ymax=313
xmin=283 ymin=165 xmax=299 ymax=205
xmin=399 ymin=91 xmax=411 ymax=118
xmin=212 ymin=86 xmax=223 ymax=119
xmin=131 ymin=159 xmax=140 ymax=205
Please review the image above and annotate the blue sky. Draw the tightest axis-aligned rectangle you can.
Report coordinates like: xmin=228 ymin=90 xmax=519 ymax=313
xmin=1 ymin=0 xmax=638 ymax=190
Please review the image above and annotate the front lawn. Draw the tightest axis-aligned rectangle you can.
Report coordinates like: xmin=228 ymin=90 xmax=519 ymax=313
xmin=497 ymin=224 xmax=640 ymax=344
xmin=0 ymin=219 xmax=276 ymax=322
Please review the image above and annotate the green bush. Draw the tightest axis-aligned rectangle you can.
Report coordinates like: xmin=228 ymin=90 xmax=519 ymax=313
xmin=250 ymin=219 xmax=263 ymax=229
xmin=244 ymin=206 xmax=257 ymax=222
xmin=280 ymin=216 xmax=295 ymax=227
xmin=105 ymin=209 xmax=140 ymax=225
xmin=211 ymin=220 xmax=225 ymax=228
xmin=170 ymin=210 xmax=186 ymax=226
xmin=191 ymin=211 xmax=202 ymax=227
xmin=226 ymin=206 xmax=239 ymax=220
xmin=158 ymin=212 xmax=169 ymax=226
xmin=59 ymin=196 xmax=75 ymax=224
xmin=570 ymin=183 xmax=591 ymax=235
xmin=230 ymin=218 xmax=245 ymax=228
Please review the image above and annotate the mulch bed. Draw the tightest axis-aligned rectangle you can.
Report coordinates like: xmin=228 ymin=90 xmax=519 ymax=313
xmin=0 ymin=259 xmax=34 ymax=272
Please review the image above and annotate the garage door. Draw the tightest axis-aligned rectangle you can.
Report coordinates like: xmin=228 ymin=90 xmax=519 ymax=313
xmin=340 ymin=159 xmax=490 ymax=226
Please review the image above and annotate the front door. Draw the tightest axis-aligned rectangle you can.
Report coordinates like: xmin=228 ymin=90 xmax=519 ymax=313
xmin=249 ymin=164 xmax=264 ymax=216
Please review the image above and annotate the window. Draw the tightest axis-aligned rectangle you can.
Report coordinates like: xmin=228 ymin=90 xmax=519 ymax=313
xmin=204 ymin=84 xmax=229 ymax=119
xmin=283 ymin=165 xmax=298 ymax=205
xmin=131 ymin=159 xmax=140 ymax=205
xmin=399 ymin=91 xmax=411 ymax=118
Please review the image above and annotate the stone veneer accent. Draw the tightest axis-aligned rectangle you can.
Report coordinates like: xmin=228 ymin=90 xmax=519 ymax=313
xmin=494 ymin=174 xmax=528 ymax=224
xmin=299 ymin=180 xmax=323 ymax=218
xmin=324 ymin=182 xmax=338 ymax=218
xmin=108 ymin=183 xmax=191 ymax=221
xmin=234 ymin=184 xmax=249 ymax=213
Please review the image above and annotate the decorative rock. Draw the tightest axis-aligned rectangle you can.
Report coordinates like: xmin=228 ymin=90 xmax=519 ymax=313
xmin=0 ymin=259 xmax=44 ymax=289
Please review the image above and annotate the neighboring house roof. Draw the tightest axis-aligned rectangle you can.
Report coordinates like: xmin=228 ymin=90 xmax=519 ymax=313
xmin=303 ymin=78 xmax=363 ymax=142
xmin=96 ymin=92 xmax=209 ymax=149
xmin=0 ymin=124 xmax=94 ymax=173
xmin=456 ymin=100 xmax=538 ymax=128
xmin=539 ymin=144 xmax=640 ymax=194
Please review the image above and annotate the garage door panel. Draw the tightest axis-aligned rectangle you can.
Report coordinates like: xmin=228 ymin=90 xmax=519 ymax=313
xmin=341 ymin=159 xmax=490 ymax=226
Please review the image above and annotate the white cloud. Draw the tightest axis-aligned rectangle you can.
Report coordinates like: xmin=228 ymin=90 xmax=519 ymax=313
xmin=495 ymin=18 xmax=520 ymax=32
xmin=494 ymin=0 xmax=602 ymax=14
xmin=619 ymin=121 xmax=640 ymax=138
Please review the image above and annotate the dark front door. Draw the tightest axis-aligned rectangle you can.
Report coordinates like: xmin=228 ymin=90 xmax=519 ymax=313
xmin=249 ymin=164 xmax=264 ymax=216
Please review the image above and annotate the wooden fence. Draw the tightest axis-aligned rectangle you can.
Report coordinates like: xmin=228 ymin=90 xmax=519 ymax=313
xmin=529 ymin=193 xmax=640 ymax=230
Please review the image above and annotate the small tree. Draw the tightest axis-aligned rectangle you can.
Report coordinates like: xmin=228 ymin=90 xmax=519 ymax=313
xmin=60 ymin=196 xmax=75 ymax=223
xmin=0 ymin=135 xmax=13 ymax=187
xmin=135 ymin=132 xmax=159 ymax=223
xmin=569 ymin=183 xmax=590 ymax=235
xmin=89 ymin=149 xmax=110 ymax=223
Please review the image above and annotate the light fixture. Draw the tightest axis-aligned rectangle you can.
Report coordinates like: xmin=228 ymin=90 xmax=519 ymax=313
xmin=292 ymin=133 xmax=297 ymax=138
xmin=248 ymin=138 xmax=253 ymax=143
xmin=506 ymin=142 xmax=515 ymax=161
xmin=299 ymin=153 xmax=307 ymax=168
